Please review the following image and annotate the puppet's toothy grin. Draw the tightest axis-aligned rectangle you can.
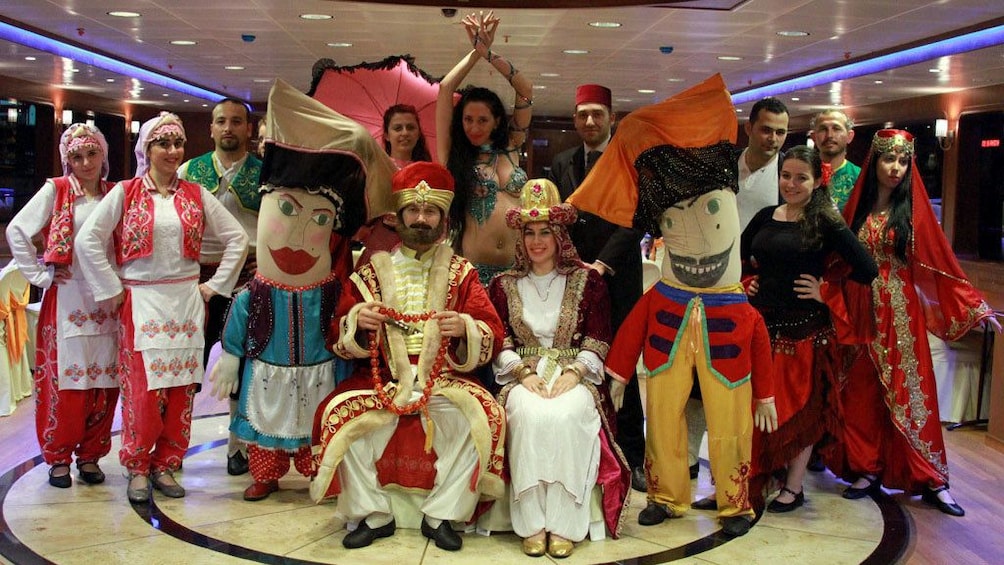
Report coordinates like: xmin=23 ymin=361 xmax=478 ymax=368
xmin=670 ymin=241 xmax=733 ymax=288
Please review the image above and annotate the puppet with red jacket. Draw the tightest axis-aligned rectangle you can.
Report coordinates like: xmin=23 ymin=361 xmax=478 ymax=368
xmin=567 ymin=74 xmax=776 ymax=538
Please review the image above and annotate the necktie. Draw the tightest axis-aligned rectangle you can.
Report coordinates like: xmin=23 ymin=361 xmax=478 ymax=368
xmin=585 ymin=150 xmax=602 ymax=175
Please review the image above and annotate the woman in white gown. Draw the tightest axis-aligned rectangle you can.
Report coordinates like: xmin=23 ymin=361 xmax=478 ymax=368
xmin=488 ymin=178 xmax=629 ymax=558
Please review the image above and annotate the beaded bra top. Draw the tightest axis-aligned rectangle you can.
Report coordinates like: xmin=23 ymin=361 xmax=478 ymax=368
xmin=470 ymin=149 xmax=528 ymax=225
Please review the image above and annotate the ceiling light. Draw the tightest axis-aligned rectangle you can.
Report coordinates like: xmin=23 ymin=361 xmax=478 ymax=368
xmin=533 ymin=85 xmax=547 ymax=89
xmin=105 ymin=78 xmax=115 ymax=82
xmin=183 ymin=99 xmax=190 ymax=102
xmin=874 ymin=80 xmax=884 ymax=84
xmin=791 ymin=97 xmax=800 ymax=101
xmin=540 ymin=72 xmax=560 ymax=77
xmin=0 ymin=20 xmax=226 ymax=102
xmin=107 ymin=11 xmax=141 ymax=18
xmin=777 ymin=30 xmax=809 ymax=37
xmin=736 ymin=108 xmax=744 ymax=113
xmin=588 ymin=22 xmax=621 ymax=28
xmin=666 ymin=78 xmax=684 ymax=82
xmin=24 ymin=56 xmax=36 ymax=61
xmin=299 ymin=14 xmax=333 ymax=20
xmin=326 ymin=42 xmax=352 ymax=47
xmin=637 ymin=89 xmax=655 ymax=94
xmin=928 ymin=68 xmax=942 ymax=73
xmin=717 ymin=56 xmax=743 ymax=61
xmin=171 ymin=40 xmax=197 ymax=46
xmin=162 ymin=93 xmax=169 ymax=97
xmin=733 ymin=23 xmax=1004 ymax=104
xmin=563 ymin=49 xmax=589 ymax=55
xmin=253 ymin=78 xmax=271 ymax=83
xmin=225 ymin=65 xmax=245 ymax=70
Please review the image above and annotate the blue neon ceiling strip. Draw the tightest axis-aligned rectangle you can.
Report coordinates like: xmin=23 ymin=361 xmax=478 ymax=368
xmin=0 ymin=20 xmax=226 ymax=102
xmin=731 ymin=24 xmax=1004 ymax=105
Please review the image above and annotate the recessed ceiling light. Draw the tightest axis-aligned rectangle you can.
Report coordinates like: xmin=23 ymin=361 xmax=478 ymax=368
xmin=108 ymin=11 xmax=141 ymax=18
xmin=225 ymin=65 xmax=245 ymax=71
xmin=615 ymin=98 xmax=633 ymax=103
xmin=588 ymin=22 xmax=621 ymax=28
xmin=777 ymin=30 xmax=809 ymax=37
xmin=736 ymin=108 xmax=744 ymax=112
xmin=327 ymin=42 xmax=352 ymax=47
xmin=105 ymin=78 xmax=115 ymax=82
xmin=162 ymin=93 xmax=170 ymax=97
xmin=202 ymin=103 xmax=208 ymax=107
xmin=638 ymin=89 xmax=655 ymax=94
xmin=171 ymin=40 xmax=197 ymax=46
xmin=874 ymin=80 xmax=884 ymax=84
xmin=24 ymin=56 xmax=36 ymax=61
xmin=928 ymin=68 xmax=942 ymax=73
xmin=540 ymin=72 xmax=560 ymax=77
xmin=790 ymin=97 xmax=800 ymax=101
xmin=71 ymin=68 xmax=80 ymax=73
xmin=253 ymin=79 xmax=271 ymax=83
xmin=717 ymin=56 xmax=743 ymax=61
xmin=183 ymin=99 xmax=190 ymax=102
xmin=563 ymin=49 xmax=589 ymax=55
xmin=666 ymin=78 xmax=684 ymax=82
xmin=300 ymin=14 xmax=332 ymax=20
xmin=533 ymin=85 xmax=547 ymax=89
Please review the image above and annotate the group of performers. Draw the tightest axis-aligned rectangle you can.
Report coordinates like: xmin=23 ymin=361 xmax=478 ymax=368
xmin=4 ymin=9 xmax=1000 ymax=562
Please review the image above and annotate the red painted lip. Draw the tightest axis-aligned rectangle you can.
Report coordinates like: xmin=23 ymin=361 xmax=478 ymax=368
xmin=268 ymin=246 xmax=319 ymax=275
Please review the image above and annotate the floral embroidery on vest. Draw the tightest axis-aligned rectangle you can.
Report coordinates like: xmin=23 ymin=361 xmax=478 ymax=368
xmin=117 ymin=176 xmax=203 ymax=264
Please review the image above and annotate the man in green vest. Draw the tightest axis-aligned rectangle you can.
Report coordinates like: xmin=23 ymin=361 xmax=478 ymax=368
xmin=810 ymin=108 xmax=859 ymax=212
xmin=179 ymin=97 xmax=262 ymax=476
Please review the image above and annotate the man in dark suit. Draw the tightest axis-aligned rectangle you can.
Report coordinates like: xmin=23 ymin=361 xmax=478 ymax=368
xmin=549 ymin=84 xmax=647 ymax=492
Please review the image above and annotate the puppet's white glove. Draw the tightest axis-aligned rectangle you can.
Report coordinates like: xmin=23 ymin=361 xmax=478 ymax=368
xmin=209 ymin=351 xmax=240 ymax=401
xmin=754 ymin=397 xmax=778 ymax=433
xmin=610 ymin=379 xmax=626 ymax=412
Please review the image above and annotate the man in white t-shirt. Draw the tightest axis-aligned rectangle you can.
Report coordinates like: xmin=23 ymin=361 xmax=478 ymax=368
xmin=735 ymin=97 xmax=789 ymax=230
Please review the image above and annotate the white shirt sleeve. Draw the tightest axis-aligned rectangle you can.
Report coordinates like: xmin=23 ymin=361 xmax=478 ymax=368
xmin=75 ymin=182 xmax=126 ymax=301
xmin=199 ymin=186 xmax=249 ymax=296
xmin=5 ymin=180 xmax=57 ymax=288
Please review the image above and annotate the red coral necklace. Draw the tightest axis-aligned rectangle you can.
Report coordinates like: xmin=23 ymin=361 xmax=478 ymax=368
xmin=368 ymin=306 xmax=449 ymax=416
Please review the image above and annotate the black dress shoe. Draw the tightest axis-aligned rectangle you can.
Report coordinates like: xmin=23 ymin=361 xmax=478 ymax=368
xmin=842 ymin=475 xmax=881 ymax=500
xmin=48 ymin=464 xmax=72 ymax=488
xmin=421 ymin=518 xmax=462 ymax=551
xmin=630 ymin=466 xmax=647 ymax=492
xmin=691 ymin=496 xmax=718 ymax=510
xmin=689 ymin=463 xmax=699 ymax=479
xmin=921 ymin=487 xmax=965 ymax=517
xmin=77 ymin=462 xmax=105 ymax=485
xmin=638 ymin=502 xmax=675 ymax=526
xmin=721 ymin=516 xmax=752 ymax=537
xmin=342 ymin=519 xmax=396 ymax=549
xmin=766 ymin=486 xmax=805 ymax=513
xmin=227 ymin=451 xmax=249 ymax=476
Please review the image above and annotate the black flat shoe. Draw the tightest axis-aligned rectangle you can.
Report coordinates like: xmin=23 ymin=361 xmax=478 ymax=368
xmin=342 ymin=519 xmax=396 ymax=549
xmin=638 ymin=502 xmax=675 ymax=526
xmin=766 ymin=486 xmax=805 ymax=513
xmin=689 ymin=463 xmax=700 ymax=479
xmin=921 ymin=486 xmax=965 ymax=517
xmin=630 ymin=466 xmax=647 ymax=492
xmin=227 ymin=451 xmax=249 ymax=476
xmin=48 ymin=464 xmax=71 ymax=488
xmin=77 ymin=462 xmax=105 ymax=485
xmin=842 ymin=475 xmax=881 ymax=500
xmin=721 ymin=516 xmax=752 ymax=537
xmin=691 ymin=496 xmax=718 ymax=510
xmin=421 ymin=518 xmax=462 ymax=551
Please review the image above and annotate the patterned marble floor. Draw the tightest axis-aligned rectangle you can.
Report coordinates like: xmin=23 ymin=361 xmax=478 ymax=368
xmin=0 ymin=415 xmax=906 ymax=564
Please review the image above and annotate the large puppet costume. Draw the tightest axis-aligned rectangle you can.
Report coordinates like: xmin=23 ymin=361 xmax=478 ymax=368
xmin=567 ymin=74 xmax=776 ymax=538
xmin=832 ymin=129 xmax=998 ymax=516
xmin=488 ymin=178 xmax=630 ymax=557
xmin=209 ymin=79 xmax=395 ymax=502
xmin=311 ymin=161 xmax=506 ymax=552
xmin=6 ymin=124 xmax=119 ymax=487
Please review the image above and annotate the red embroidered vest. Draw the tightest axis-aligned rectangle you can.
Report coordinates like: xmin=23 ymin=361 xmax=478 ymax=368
xmin=115 ymin=176 xmax=204 ymax=265
xmin=43 ymin=176 xmax=114 ymax=265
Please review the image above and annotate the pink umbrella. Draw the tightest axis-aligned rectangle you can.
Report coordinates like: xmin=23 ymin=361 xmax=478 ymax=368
xmin=308 ymin=55 xmax=451 ymax=163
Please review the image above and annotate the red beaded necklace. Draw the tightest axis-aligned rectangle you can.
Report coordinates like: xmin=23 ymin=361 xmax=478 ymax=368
xmin=368 ymin=306 xmax=450 ymax=416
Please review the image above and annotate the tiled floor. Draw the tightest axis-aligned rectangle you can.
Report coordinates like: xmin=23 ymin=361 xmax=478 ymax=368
xmin=0 ymin=415 xmax=897 ymax=564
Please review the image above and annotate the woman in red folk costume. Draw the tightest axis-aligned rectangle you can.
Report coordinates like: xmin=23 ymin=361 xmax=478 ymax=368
xmin=77 ymin=112 xmax=248 ymax=504
xmin=488 ymin=178 xmax=630 ymax=558
xmin=836 ymin=129 xmax=1000 ymax=516
xmin=6 ymin=124 xmax=119 ymax=488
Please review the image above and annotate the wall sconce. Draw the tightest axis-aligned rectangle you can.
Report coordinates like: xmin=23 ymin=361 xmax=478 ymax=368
xmin=61 ymin=109 xmax=73 ymax=126
xmin=6 ymin=108 xmax=17 ymax=123
xmin=935 ymin=118 xmax=955 ymax=150
xmin=130 ymin=119 xmax=141 ymax=135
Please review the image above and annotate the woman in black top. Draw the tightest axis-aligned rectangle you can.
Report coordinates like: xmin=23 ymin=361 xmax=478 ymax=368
xmin=741 ymin=145 xmax=877 ymax=513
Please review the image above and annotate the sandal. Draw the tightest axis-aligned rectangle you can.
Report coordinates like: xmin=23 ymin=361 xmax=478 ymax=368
xmin=48 ymin=464 xmax=72 ymax=488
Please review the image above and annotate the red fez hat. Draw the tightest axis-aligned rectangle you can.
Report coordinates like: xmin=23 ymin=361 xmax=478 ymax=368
xmin=392 ymin=161 xmax=455 ymax=212
xmin=576 ymin=84 xmax=612 ymax=108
